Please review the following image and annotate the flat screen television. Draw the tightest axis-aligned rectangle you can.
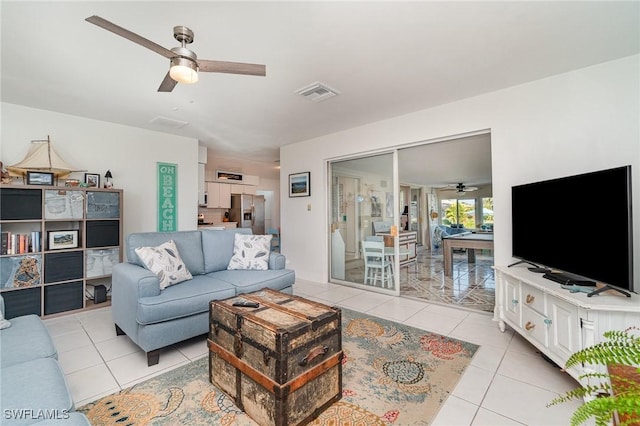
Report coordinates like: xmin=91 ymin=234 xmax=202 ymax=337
xmin=511 ymin=165 xmax=634 ymax=293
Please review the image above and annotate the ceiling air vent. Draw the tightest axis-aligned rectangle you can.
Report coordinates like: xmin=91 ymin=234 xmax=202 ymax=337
xmin=149 ymin=116 xmax=188 ymax=129
xmin=295 ymin=82 xmax=339 ymax=103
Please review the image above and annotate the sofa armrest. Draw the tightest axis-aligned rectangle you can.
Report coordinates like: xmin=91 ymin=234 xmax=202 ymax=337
xmin=111 ymin=263 xmax=161 ymax=334
xmin=113 ymin=263 xmax=161 ymax=298
xmin=268 ymin=252 xmax=287 ymax=270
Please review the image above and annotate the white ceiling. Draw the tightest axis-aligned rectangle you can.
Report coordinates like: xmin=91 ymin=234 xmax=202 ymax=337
xmin=2 ymin=1 xmax=638 ymax=183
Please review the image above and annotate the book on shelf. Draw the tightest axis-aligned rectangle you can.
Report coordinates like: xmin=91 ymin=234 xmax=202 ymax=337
xmin=1 ymin=232 xmax=8 ymax=255
xmin=0 ymin=232 xmax=41 ymax=255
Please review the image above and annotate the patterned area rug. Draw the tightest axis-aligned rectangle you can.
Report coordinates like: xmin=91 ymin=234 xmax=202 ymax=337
xmin=400 ymin=248 xmax=495 ymax=313
xmin=79 ymin=309 xmax=478 ymax=425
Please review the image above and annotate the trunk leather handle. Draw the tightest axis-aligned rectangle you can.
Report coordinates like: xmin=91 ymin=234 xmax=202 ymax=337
xmin=299 ymin=345 xmax=329 ymax=366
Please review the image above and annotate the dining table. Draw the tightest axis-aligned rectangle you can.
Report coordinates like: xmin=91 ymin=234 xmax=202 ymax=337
xmin=442 ymin=232 xmax=494 ymax=276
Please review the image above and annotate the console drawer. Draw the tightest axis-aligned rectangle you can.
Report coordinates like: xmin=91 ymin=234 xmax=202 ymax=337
xmin=522 ymin=305 xmax=549 ymax=347
xmin=521 ymin=284 xmax=545 ymax=315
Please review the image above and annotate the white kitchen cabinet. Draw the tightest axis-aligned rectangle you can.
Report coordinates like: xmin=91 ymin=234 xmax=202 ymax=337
xmin=230 ymin=184 xmax=257 ymax=195
xmin=206 ymin=182 xmax=231 ymax=209
xmin=494 ymin=265 xmax=640 ymax=386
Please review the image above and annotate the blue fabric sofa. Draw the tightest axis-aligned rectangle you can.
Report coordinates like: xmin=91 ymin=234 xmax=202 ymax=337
xmin=0 ymin=295 xmax=91 ymax=426
xmin=432 ymin=225 xmax=471 ymax=248
xmin=112 ymin=228 xmax=295 ymax=366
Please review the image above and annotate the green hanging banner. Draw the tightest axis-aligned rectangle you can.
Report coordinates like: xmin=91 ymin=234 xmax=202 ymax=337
xmin=157 ymin=162 xmax=177 ymax=232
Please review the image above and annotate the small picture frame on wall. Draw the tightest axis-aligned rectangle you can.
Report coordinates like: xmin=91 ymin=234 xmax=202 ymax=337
xmin=26 ymin=171 xmax=54 ymax=186
xmin=84 ymin=173 xmax=100 ymax=188
xmin=289 ymin=172 xmax=311 ymax=197
xmin=48 ymin=230 xmax=79 ymax=250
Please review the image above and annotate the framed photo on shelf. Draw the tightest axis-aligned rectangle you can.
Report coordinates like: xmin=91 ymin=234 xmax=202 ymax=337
xmin=48 ymin=230 xmax=79 ymax=250
xmin=84 ymin=173 xmax=100 ymax=188
xmin=289 ymin=172 xmax=311 ymax=197
xmin=26 ymin=171 xmax=54 ymax=186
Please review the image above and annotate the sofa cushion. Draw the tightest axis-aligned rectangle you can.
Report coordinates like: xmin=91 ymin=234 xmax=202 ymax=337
xmin=1 ymin=358 xmax=74 ymax=426
xmin=202 ymin=228 xmax=252 ymax=273
xmin=136 ymin=275 xmax=237 ymax=325
xmin=210 ymin=269 xmax=296 ymax=294
xmin=127 ymin=231 xmax=205 ymax=275
xmin=227 ymin=234 xmax=272 ymax=271
xmin=134 ymin=240 xmax=193 ymax=290
xmin=1 ymin=314 xmax=57 ymax=368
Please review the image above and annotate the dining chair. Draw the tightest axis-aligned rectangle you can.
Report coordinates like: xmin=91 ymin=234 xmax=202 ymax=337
xmin=267 ymin=227 xmax=280 ymax=252
xmin=361 ymin=240 xmax=393 ymax=288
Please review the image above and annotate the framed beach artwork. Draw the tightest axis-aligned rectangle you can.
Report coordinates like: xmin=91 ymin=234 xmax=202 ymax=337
xmin=84 ymin=173 xmax=100 ymax=188
xmin=289 ymin=172 xmax=310 ymax=197
xmin=48 ymin=230 xmax=79 ymax=250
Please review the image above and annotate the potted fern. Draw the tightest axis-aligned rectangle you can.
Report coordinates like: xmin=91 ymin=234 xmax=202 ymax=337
xmin=548 ymin=327 xmax=640 ymax=426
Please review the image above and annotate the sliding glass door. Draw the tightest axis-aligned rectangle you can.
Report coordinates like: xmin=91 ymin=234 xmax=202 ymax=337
xmin=329 ymin=152 xmax=400 ymax=295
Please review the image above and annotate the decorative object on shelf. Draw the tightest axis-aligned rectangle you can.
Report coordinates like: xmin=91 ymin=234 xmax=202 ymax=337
xmin=65 ymin=179 xmax=80 ymax=187
xmin=7 ymin=135 xmax=85 ymax=181
xmin=548 ymin=326 xmax=640 ymax=426
xmin=47 ymin=230 xmax=79 ymax=250
xmin=104 ymin=170 xmax=113 ymax=188
xmin=289 ymin=171 xmax=310 ymax=197
xmin=26 ymin=171 xmax=54 ymax=186
xmin=84 ymin=173 xmax=100 ymax=188
xmin=0 ymin=162 xmax=12 ymax=184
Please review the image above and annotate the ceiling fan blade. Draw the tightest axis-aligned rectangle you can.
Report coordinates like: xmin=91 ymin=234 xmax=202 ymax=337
xmin=158 ymin=72 xmax=178 ymax=92
xmin=465 ymin=186 xmax=479 ymax=191
xmin=198 ymin=60 xmax=266 ymax=76
xmin=85 ymin=15 xmax=175 ymax=59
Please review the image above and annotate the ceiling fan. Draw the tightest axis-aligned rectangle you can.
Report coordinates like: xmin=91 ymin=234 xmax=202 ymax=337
xmin=85 ymin=15 xmax=266 ymax=92
xmin=440 ymin=183 xmax=479 ymax=194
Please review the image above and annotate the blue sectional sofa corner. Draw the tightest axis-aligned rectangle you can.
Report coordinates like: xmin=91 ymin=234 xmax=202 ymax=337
xmin=112 ymin=228 xmax=295 ymax=366
xmin=0 ymin=295 xmax=91 ymax=425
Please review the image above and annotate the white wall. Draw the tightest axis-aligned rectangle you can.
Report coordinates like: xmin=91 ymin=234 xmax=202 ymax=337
xmin=258 ymin=177 xmax=281 ymax=231
xmin=280 ymin=55 xmax=640 ymax=289
xmin=1 ymin=103 xmax=200 ymax=239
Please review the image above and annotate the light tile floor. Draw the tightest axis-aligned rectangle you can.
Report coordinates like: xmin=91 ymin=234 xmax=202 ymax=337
xmin=45 ymin=279 xmax=585 ymax=425
xmin=347 ymin=245 xmax=496 ymax=312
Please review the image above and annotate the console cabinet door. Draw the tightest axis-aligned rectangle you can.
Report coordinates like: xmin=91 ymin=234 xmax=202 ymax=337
xmin=548 ymin=297 xmax=580 ymax=362
xmin=503 ymin=275 xmax=521 ymax=326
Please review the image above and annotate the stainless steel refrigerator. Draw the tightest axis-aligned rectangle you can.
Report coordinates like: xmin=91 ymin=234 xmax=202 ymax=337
xmin=230 ymin=194 xmax=265 ymax=235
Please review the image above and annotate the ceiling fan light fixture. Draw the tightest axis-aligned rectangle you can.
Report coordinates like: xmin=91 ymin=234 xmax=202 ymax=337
xmin=170 ymin=58 xmax=198 ymax=84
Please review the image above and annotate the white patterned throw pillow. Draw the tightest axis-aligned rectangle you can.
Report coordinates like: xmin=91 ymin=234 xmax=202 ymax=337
xmin=227 ymin=234 xmax=272 ymax=270
xmin=134 ymin=240 xmax=193 ymax=290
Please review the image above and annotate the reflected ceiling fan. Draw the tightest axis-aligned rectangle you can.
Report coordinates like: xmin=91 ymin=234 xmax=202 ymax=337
xmin=85 ymin=15 xmax=266 ymax=92
xmin=440 ymin=183 xmax=479 ymax=194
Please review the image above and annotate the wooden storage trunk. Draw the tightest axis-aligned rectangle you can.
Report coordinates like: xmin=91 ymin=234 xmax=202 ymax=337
xmin=208 ymin=289 xmax=342 ymax=426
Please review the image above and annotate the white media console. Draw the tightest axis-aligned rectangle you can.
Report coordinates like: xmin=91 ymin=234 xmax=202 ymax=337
xmin=494 ymin=265 xmax=640 ymax=385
